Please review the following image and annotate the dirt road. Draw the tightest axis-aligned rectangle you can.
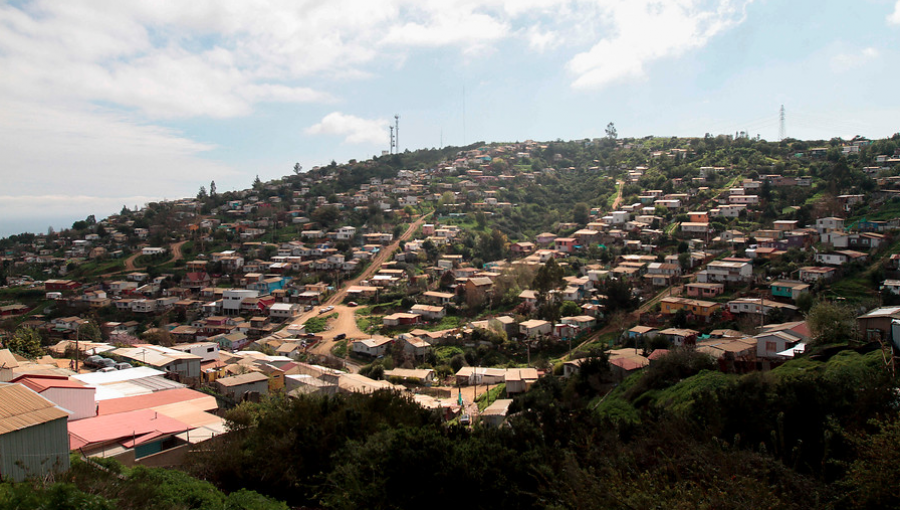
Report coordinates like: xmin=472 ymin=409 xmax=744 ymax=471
xmin=121 ymin=240 xmax=188 ymax=273
xmin=610 ymin=180 xmax=625 ymax=210
xmin=295 ymin=212 xmax=434 ymax=358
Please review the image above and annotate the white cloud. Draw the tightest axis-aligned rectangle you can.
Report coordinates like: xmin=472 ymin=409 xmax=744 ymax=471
xmin=306 ymin=112 xmax=390 ymax=145
xmin=830 ymin=46 xmax=880 ymax=72
xmin=567 ymin=0 xmax=752 ymax=90
xmin=889 ymin=1 xmax=900 ymax=25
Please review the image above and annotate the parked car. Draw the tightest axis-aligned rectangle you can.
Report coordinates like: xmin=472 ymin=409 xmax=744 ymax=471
xmin=335 ymin=333 xmax=346 ymax=340
xmin=320 ymin=306 xmax=334 ymax=314
xmin=115 ymin=362 xmax=133 ymax=370
xmin=346 ymin=301 xmax=358 ymax=307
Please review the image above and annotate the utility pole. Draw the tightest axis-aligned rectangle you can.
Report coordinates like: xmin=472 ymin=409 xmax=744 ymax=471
xmin=778 ymin=105 xmax=786 ymax=141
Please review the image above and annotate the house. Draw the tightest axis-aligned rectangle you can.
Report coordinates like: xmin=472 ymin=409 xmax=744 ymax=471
xmin=882 ymin=279 xmax=900 ymax=295
xmin=455 ymin=367 xmax=507 ymax=385
xmin=697 ymin=260 xmax=753 ymax=284
xmin=382 ymin=313 xmax=420 ymax=327
xmin=111 ymin=345 xmax=202 ymax=381
xmin=336 ymin=226 xmax=357 ymax=241
xmin=384 ymin=368 xmax=435 ymax=385
xmin=269 ymin=303 xmax=300 ymax=320
xmin=481 ymin=399 xmax=513 ymax=427
xmin=0 ymin=383 xmax=71 ymax=481
xmin=465 ymin=277 xmax=494 ymax=300
xmin=798 ymin=266 xmax=837 ymax=283
xmin=504 ymin=368 xmax=539 ymax=394
xmin=519 ymin=319 xmax=552 ymax=338
xmin=627 ymin=326 xmax=659 ymax=345
xmin=858 ymin=306 xmax=900 ymax=344
xmin=351 ymin=337 xmax=393 ymax=357
xmin=727 ymin=298 xmax=798 ymax=319
xmin=755 ymin=321 xmax=810 ymax=359
xmin=554 ymin=237 xmax=578 ymax=253
xmin=815 ymin=251 xmax=867 ymax=266
xmin=410 ymin=304 xmax=446 ymax=320
xmin=658 ymin=328 xmax=700 ymax=346
xmin=770 ymin=280 xmax=810 ymax=301
xmin=11 ymin=374 xmax=96 ymax=421
xmin=215 ymin=372 xmax=269 ymax=401
xmin=422 ymin=291 xmax=455 ymax=305
xmin=659 ymin=297 xmax=721 ymax=322
xmin=685 ymin=282 xmax=725 ymax=298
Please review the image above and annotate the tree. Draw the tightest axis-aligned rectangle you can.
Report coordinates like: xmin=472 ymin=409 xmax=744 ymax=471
xmin=605 ymin=122 xmax=617 ymax=140
xmin=209 ymin=180 xmax=217 ymax=196
xmin=533 ymin=257 xmax=565 ymax=294
xmin=807 ymin=300 xmax=856 ymax=345
xmin=293 ymin=163 xmax=303 ymax=175
xmin=253 ymin=174 xmax=263 ymax=190
xmin=7 ymin=327 xmax=44 ymax=359
xmin=197 ymin=186 xmax=207 ymax=200
xmin=573 ymin=202 xmax=589 ymax=225
xmin=560 ymin=300 xmax=581 ymax=317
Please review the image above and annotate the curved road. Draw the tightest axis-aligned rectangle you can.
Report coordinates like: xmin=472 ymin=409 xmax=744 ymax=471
xmin=294 ymin=212 xmax=434 ymax=358
xmin=122 ymin=240 xmax=188 ymax=272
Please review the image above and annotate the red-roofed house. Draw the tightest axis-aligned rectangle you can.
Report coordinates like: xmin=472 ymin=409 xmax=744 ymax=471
xmin=11 ymin=374 xmax=96 ymax=421
xmin=68 ymin=409 xmax=190 ymax=464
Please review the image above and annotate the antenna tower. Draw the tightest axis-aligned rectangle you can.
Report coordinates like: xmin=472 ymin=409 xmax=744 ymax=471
xmin=394 ymin=114 xmax=400 ymax=153
xmin=779 ymin=105 xmax=786 ymax=141
xmin=389 ymin=126 xmax=395 ymax=154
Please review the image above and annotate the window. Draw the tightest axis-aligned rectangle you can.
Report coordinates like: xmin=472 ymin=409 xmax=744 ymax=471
xmin=766 ymin=341 xmax=777 ymax=352
xmin=207 ymin=347 xmax=215 ymax=353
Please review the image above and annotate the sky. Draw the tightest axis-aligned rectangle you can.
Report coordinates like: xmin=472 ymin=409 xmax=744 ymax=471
xmin=1 ymin=0 xmax=900 ymax=237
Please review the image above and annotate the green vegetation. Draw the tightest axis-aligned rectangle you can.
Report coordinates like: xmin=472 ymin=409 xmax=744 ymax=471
xmin=331 ymin=339 xmax=348 ymax=358
xmin=475 ymin=383 xmax=506 ymax=411
xmin=0 ymin=455 xmax=287 ymax=510
xmin=303 ymin=313 xmax=336 ymax=334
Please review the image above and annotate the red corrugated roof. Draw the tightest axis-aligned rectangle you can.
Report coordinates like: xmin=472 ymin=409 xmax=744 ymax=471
xmin=97 ymin=388 xmax=214 ymax=416
xmin=11 ymin=374 xmax=91 ymax=393
xmin=68 ymin=409 xmax=189 ymax=450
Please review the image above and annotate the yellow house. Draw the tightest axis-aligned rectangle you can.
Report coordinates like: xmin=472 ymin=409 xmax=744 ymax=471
xmin=659 ymin=297 xmax=721 ymax=322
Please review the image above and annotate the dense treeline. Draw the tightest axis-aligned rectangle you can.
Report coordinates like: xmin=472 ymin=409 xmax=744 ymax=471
xmin=179 ymin=346 xmax=898 ymax=509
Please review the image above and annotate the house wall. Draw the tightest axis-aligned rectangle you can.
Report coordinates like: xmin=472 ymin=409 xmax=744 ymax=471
xmin=42 ymin=387 xmax=95 ymax=421
xmin=0 ymin=418 xmax=70 ymax=482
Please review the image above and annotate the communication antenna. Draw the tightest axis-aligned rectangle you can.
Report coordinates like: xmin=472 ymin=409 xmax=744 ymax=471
xmin=779 ymin=105 xmax=786 ymax=141
xmin=389 ymin=126 xmax=395 ymax=154
xmin=394 ymin=114 xmax=400 ymax=153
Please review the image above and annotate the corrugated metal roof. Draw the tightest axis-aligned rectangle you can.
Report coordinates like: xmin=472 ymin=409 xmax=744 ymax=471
xmin=0 ymin=383 xmax=69 ymax=435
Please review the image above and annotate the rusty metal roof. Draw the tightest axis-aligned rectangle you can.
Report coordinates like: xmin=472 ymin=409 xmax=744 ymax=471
xmin=0 ymin=383 xmax=69 ymax=435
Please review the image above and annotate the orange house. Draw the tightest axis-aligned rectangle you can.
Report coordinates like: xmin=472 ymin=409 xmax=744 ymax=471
xmin=688 ymin=211 xmax=709 ymax=223
xmin=659 ymin=297 xmax=721 ymax=322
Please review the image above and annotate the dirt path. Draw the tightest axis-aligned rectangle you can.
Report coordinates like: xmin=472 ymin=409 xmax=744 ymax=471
xmin=294 ymin=212 xmax=434 ymax=360
xmin=119 ymin=240 xmax=187 ymax=274
xmin=123 ymin=251 xmax=140 ymax=272
xmin=610 ymin=180 xmax=625 ymax=210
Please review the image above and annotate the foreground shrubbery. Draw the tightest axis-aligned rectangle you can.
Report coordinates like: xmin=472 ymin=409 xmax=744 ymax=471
xmin=183 ymin=346 xmax=899 ymax=509
xmin=9 ymin=346 xmax=898 ymax=509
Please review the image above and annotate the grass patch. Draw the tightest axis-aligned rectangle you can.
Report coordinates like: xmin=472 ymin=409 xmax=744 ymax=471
xmin=476 ymin=383 xmax=506 ymax=412
xmin=303 ymin=313 xmax=337 ymax=334
xmin=331 ymin=340 xmax=348 ymax=358
xmin=422 ymin=315 xmax=462 ymax=331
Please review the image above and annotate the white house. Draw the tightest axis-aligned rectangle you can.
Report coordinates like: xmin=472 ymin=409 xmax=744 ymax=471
xmin=336 ymin=226 xmax=357 ymax=241
xmin=519 ymin=319 xmax=552 ymax=338
xmin=351 ymin=337 xmax=393 ymax=357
